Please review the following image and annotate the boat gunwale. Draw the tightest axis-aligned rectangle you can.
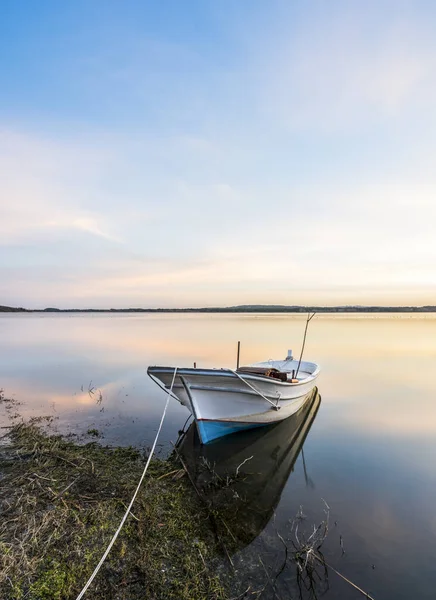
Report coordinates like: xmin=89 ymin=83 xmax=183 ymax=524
xmin=147 ymin=365 xmax=320 ymax=387
xmin=169 ymin=383 xmax=310 ymax=398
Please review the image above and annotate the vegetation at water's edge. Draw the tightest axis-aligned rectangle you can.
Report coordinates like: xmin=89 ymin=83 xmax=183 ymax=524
xmin=0 ymin=394 xmax=378 ymax=600
xmin=0 ymin=417 xmax=228 ymax=600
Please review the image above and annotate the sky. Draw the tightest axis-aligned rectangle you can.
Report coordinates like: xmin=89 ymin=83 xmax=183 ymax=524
xmin=1 ymin=0 xmax=436 ymax=309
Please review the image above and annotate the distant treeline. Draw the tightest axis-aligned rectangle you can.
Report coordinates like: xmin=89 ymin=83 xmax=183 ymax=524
xmin=2 ymin=304 xmax=436 ymax=313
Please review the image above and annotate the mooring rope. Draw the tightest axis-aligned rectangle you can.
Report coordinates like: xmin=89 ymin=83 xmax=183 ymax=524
xmin=75 ymin=367 xmax=178 ymax=600
xmin=227 ymin=369 xmax=280 ymax=410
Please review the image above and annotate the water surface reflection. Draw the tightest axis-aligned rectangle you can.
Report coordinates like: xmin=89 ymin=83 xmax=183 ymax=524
xmin=178 ymin=389 xmax=321 ymax=551
xmin=2 ymin=313 xmax=436 ymax=598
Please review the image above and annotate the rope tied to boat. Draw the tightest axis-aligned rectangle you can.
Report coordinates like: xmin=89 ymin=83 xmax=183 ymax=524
xmin=227 ymin=369 xmax=281 ymax=410
xmin=75 ymin=367 xmax=179 ymax=600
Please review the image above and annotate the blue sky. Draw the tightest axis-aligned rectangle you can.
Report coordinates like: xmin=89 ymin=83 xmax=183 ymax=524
xmin=1 ymin=0 xmax=436 ymax=308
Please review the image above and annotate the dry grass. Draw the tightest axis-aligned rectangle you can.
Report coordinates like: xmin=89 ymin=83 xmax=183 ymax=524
xmin=0 ymin=415 xmax=227 ymax=600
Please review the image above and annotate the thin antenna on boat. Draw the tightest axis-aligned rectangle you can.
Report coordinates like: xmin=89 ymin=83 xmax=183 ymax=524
xmin=295 ymin=312 xmax=316 ymax=378
xmin=236 ymin=341 xmax=241 ymax=370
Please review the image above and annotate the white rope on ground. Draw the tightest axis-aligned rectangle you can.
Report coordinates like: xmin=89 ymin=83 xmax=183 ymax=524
xmin=75 ymin=367 xmax=179 ymax=600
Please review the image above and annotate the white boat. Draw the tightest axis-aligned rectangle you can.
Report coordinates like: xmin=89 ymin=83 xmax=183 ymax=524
xmin=147 ymin=349 xmax=320 ymax=444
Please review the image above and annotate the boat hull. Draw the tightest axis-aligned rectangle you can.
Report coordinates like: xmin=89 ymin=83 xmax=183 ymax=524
xmin=177 ymin=389 xmax=321 ymax=549
xmin=148 ymin=365 xmax=319 ymax=443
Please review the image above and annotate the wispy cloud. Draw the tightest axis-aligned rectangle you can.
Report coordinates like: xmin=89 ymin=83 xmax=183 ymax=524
xmin=255 ymin=4 xmax=436 ymax=132
xmin=0 ymin=129 xmax=119 ymax=242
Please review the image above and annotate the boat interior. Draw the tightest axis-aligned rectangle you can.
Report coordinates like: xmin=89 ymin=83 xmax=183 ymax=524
xmin=236 ymin=366 xmax=289 ymax=382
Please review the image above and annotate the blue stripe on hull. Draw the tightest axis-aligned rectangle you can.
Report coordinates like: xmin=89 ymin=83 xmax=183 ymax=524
xmin=196 ymin=419 xmax=268 ymax=444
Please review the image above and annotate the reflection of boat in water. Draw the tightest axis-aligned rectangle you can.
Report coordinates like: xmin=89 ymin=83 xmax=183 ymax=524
xmin=148 ymin=350 xmax=320 ymax=444
xmin=176 ymin=388 xmax=321 ymax=551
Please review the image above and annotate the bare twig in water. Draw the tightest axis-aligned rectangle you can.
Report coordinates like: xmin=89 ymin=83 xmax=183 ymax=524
xmin=83 ymin=381 xmax=103 ymax=404
xmin=339 ymin=534 xmax=345 ymax=555
xmin=290 ymin=501 xmax=375 ymax=600
xmin=271 ymin=513 xmax=288 ymax=581
xmin=235 ymin=455 xmax=253 ymax=477
xmin=314 ymin=555 xmax=376 ymax=600
xmin=258 ymin=556 xmax=282 ymax=600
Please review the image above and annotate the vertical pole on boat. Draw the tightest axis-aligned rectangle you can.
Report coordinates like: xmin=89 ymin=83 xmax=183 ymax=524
xmin=295 ymin=313 xmax=316 ymax=379
xmin=236 ymin=341 xmax=241 ymax=370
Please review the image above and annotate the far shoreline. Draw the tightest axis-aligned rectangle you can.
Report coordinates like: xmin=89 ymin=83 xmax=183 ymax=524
xmin=2 ymin=304 xmax=436 ymax=314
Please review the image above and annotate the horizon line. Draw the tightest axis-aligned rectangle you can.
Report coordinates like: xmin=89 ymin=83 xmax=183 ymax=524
xmin=2 ymin=304 xmax=436 ymax=313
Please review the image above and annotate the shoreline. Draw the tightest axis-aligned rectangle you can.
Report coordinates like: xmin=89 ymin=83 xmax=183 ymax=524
xmin=2 ymin=306 xmax=436 ymax=314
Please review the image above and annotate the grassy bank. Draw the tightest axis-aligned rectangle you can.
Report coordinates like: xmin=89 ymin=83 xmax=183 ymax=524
xmin=0 ymin=419 xmax=228 ymax=600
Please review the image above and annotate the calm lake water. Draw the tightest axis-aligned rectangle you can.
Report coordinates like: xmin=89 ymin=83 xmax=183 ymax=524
xmin=1 ymin=312 xmax=436 ymax=599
